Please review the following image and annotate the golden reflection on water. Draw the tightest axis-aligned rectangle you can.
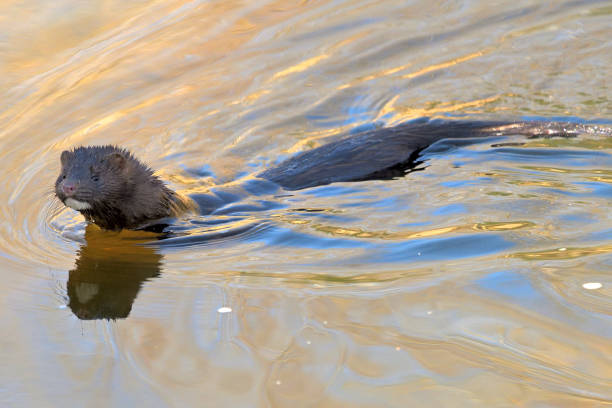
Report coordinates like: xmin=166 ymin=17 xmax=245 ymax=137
xmin=1 ymin=0 xmax=612 ymax=406
xmin=283 ymin=218 xmax=535 ymax=240
xmin=272 ymin=54 xmax=330 ymax=80
xmin=401 ymin=48 xmax=492 ymax=80
xmin=511 ymin=244 xmax=612 ymax=261
xmin=521 ymin=165 xmax=612 ymax=175
xmin=379 ymin=94 xmax=505 ymax=124
xmin=523 ymin=136 xmax=612 ymax=150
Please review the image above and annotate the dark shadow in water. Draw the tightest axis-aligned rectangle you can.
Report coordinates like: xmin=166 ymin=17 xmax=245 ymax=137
xmin=67 ymin=225 xmax=162 ymax=320
xmin=351 ymin=147 xmax=427 ymax=182
xmin=66 ymin=214 xmax=273 ymax=320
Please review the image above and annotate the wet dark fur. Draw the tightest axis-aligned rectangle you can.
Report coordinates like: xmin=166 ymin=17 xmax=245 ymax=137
xmin=55 ymin=145 xmax=189 ymax=230
xmin=56 ymin=119 xmax=606 ymax=230
xmin=260 ymin=118 xmax=597 ymax=189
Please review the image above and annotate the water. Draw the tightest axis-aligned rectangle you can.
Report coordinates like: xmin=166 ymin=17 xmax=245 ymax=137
xmin=1 ymin=0 xmax=611 ymax=406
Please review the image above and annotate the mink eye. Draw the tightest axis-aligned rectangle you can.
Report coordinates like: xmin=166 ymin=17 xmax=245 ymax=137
xmin=61 ymin=174 xmax=66 ymax=180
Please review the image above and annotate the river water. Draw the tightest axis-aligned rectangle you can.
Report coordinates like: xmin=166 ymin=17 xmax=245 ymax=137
xmin=1 ymin=1 xmax=611 ymax=406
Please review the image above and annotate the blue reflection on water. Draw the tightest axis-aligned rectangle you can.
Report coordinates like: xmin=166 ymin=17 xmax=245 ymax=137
xmin=472 ymin=271 xmax=612 ymax=337
xmin=304 ymin=184 xmax=369 ymax=197
xmin=433 ymin=203 xmax=466 ymax=216
xmin=519 ymin=115 xmax=612 ymax=125
xmin=585 ymin=228 xmax=612 ymax=242
xmin=340 ymin=196 xmax=398 ymax=209
xmin=474 ymin=271 xmax=543 ymax=303
xmin=558 ymin=212 xmax=595 ymax=225
xmin=265 ymin=228 xmax=368 ymax=250
xmin=573 ymin=181 xmax=612 ymax=198
xmin=539 ymin=181 xmax=612 ymax=198
xmin=439 ymin=179 xmax=481 ymax=188
xmin=356 ymin=233 xmax=513 ymax=263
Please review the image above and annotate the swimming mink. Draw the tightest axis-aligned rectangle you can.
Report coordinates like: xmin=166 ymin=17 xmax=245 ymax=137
xmin=55 ymin=119 xmax=601 ymax=230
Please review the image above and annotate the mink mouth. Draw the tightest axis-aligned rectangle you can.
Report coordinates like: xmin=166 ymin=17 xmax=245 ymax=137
xmin=56 ymin=188 xmax=95 ymax=211
xmin=64 ymin=197 xmax=93 ymax=211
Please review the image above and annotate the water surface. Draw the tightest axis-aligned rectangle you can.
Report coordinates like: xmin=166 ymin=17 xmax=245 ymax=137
xmin=1 ymin=0 xmax=611 ymax=406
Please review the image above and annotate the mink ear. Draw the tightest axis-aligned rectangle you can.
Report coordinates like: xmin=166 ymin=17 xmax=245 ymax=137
xmin=60 ymin=150 xmax=73 ymax=166
xmin=105 ymin=152 xmax=126 ymax=169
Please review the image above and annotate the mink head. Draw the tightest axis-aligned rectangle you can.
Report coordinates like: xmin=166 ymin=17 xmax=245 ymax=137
xmin=55 ymin=145 xmax=165 ymax=229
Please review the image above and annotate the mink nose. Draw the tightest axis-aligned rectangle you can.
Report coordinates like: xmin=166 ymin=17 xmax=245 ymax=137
xmin=62 ymin=181 xmax=77 ymax=196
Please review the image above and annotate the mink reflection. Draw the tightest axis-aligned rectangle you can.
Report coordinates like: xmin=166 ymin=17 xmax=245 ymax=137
xmin=66 ymin=225 xmax=162 ymax=320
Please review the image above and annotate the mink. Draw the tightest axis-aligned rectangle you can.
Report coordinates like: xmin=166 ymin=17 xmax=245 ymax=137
xmin=55 ymin=119 xmax=602 ymax=230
